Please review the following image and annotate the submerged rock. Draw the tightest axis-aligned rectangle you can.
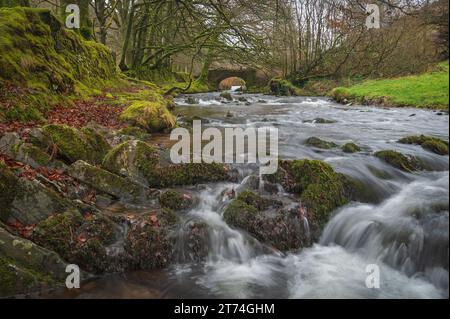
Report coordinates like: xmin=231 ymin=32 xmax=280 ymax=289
xmin=0 ymin=226 xmax=68 ymax=298
xmin=0 ymin=164 xmax=74 ymax=225
xmin=305 ymin=137 xmax=338 ymax=149
xmin=68 ymin=160 xmax=156 ymax=204
xmin=374 ymin=150 xmax=423 ymax=172
xmin=342 ymin=142 xmax=362 ymax=153
xmin=311 ymin=118 xmax=337 ymax=124
xmin=398 ymin=135 xmax=449 ymax=155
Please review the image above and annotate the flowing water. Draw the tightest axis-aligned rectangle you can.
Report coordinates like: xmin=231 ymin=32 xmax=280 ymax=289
xmin=51 ymin=93 xmax=449 ymax=299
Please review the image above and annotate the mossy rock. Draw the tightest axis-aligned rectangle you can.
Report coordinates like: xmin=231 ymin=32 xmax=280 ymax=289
xmin=103 ymin=140 xmax=231 ymax=188
xmin=269 ymin=78 xmax=301 ymax=96
xmin=374 ymin=150 xmax=422 ymax=172
xmin=68 ymin=160 xmax=155 ymax=204
xmin=39 ymin=124 xmax=110 ymax=164
xmin=342 ymin=142 xmax=361 ymax=153
xmin=0 ymin=226 xmax=68 ymax=298
xmin=120 ymin=100 xmax=176 ymax=133
xmin=305 ymin=137 xmax=338 ymax=149
xmin=236 ymin=191 xmax=282 ymax=211
xmin=160 ymin=190 xmax=194 ymax=211
xmin=118 ymin=126 xmax=151 ymax=140
xmin=266 ymin=160 xmax=349 ymax=228
xmin=32 ymin=210 xmax=117 ymax=273
xmin=223 ymin=193 xmax=309 ymax=251
xmin=398 ymin=135 xmax=449 ymax=155
xmin=124 ymin=209 xmax=178 ymax=269
xmin=0 ymin=165 xmax=74 ymax=225
xmin=219 ymin=92 xmax=233 ymax=101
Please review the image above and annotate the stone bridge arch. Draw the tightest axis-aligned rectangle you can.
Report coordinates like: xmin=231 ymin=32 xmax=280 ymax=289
xmin=207 ymin=68 xmax=269 ymax=89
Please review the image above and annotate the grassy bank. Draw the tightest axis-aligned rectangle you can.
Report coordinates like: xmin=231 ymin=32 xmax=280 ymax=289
xmin=330 ymin=62 xmax=449 ymax=109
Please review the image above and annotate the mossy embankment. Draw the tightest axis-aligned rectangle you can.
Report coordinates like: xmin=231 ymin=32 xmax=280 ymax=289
xmin=330 ymin=62 xmax=449 ymax=110
xmin=0 ymin=7 xmax=126 ymax=122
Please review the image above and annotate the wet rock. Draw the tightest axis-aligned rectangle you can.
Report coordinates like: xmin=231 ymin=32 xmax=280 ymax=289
xmin=342 ymin=142 xmax=362 ymax=153
xmin=68 ymin=160 xmax=156 ymax=204
xmin=0 ymin=164 xmax=74 ymax=225
xmin=124 ymin=209 xmax=178 ymax=270
xmin=220 ymin=92 xmax=233 ymax=101
xmin=31 ymin=124 xmax=111 ymax=165
xmin=398 ymin=135 xmax=449 ymax=155
xmin=374 ymin=150 xmax=423 ymax=172
xmin=160 ymin=190 xmax=195 ymax=211
xmin=258 ymin=100 xmax=268 ymax=104
xmin=224 ymin=192 xmax=308 ymax=251
xmin=178 ymin=221 xmax=209 ymax=262
xmin=305 ymin=137 xmax=338 ymax=149
xmin=264 ymin=160 xmax=350 ymax=228
xmin=0 ymin=226 xmax=68 ymax=298
xmin=185 ymin=97 xmax=199 ymax=105
xmin=269 ymin=78 xmax=298 ymax=96
xmin=237 ymin=175 xmax=260 ymax=192
xmin=238 ymin=97 xmax=248 ymax=102
xmin=32 ymin=210 xmax=118 ymax=274
xmin=226 ymin=110 xmax=233 ymax=118
xmin=103 ymin=140 xmax=232 ymax=188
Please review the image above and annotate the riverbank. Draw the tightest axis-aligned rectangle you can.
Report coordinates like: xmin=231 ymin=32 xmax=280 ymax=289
xmin=329 ymin=62 xmax=449 ymax=110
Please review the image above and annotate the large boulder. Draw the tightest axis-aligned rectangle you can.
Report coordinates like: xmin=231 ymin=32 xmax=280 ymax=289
xmin=102 ymin=140 xmax=231 ymax=188
xmin=31 ymin=210 xmax=118 ymax=274
xmin=0 ymin=226 xmax=68 ymax=298
xmin=67 ymin=160 xmax=157 ymax=204
xmin=0 ymin=164 xmax=74 ymax=225
xmin=224 ymin=191 xmax=309 ymax=251
xmin=398 ymin=135 xmax=449 ymax=155
xmin=265 ymin=160 xmax=350 ymax=228
xmin=30 ymin=124 xmax=110 ymax=165
xmin=120 ymin=100 xmax=176 ymax=133
xmin=123 ymin=209 xmax=179 ymax=270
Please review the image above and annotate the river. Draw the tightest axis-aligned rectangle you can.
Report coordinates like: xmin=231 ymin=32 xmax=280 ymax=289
xmin=49 ymin=93 xmax=449 ymax=299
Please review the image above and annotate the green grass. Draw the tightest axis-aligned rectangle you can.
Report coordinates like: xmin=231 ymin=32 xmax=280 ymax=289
xmin=330 ymin=61 xmax=449 ymax=109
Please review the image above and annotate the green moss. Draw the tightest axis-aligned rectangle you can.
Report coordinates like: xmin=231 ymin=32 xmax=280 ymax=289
xmin=269 ymin=78 xmax=304 ymax=96
xmin=0 ymin=7 xmax=122 ymax=122
xmin=120 ymin=100 xmax=176 ymax=133
xmin=160 ymin=190 xmax=193 ymax=211
xmin=32 ymin=210 xmax=115 ymax=273
xmin=103 ymin=140 xmax=230 ymax=188
xmin=0 ymin=165 xmax=18 ymax=221
xmin=223 ymin=199 xmax=258 ymax=229
xmin=374 ymin=150 xmax=422 ymax=172
xmin=398 ymin=135 xmax=449 ymax=155
xmin=41 ymin=124 xmax=109 ymax=164
xmin=277 ymin=160 xmax=349 ymax=227
xmin=236 ymin=191 xmax=280 ymax=211
xmin=305 ymin=137 xmax=338 ymax=149
xmin=342 ymin=143 xmax=361 ymax=153
xmin=118 ymin=126 xmax=150 ymax=140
